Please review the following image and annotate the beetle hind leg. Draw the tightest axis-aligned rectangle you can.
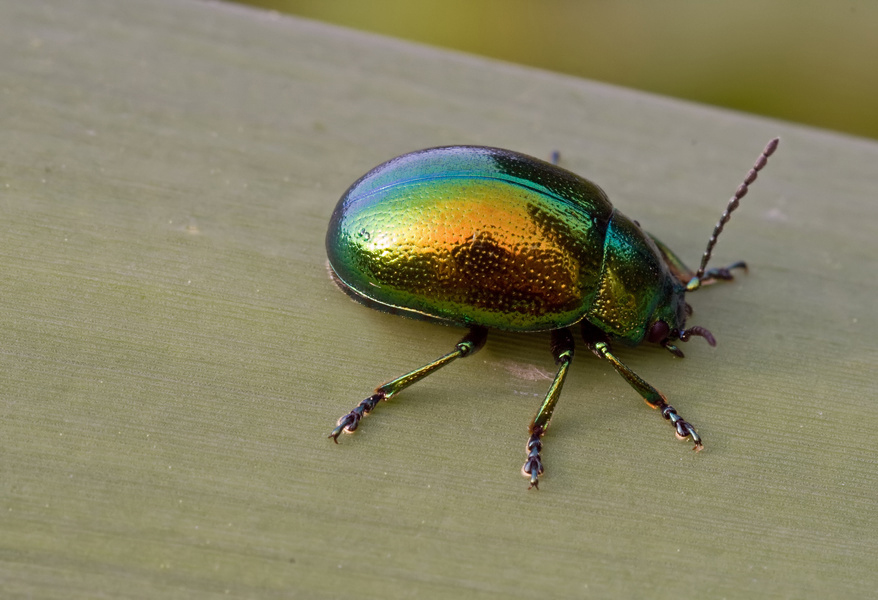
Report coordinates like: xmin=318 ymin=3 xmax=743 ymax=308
xmin=581 ymin=323 xmax=703 ymax=451
xmin=522 ymin=328 xmax=575 ymax=489
xmin=328 ymin=326 xmax=488 ymax=441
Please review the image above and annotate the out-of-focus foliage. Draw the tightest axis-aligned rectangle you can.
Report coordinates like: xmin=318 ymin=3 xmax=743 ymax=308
xmin=236 ymin=0 xmax=878 ymax=140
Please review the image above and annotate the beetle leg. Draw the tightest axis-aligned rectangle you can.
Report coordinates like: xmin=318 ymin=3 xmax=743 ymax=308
xmin=699 ymin=261 xmax=748 ymax=285
xmin=328 ymin=326 xmax=488 ymax=441
xmin=581 ymin=323 xmax=703 ymax=451
xmin=522 ymin=328 xmax=575 ymax=489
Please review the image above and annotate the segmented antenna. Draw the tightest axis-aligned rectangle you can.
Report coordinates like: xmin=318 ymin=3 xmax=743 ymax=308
xmin=687 ymin=137 xmax=780 ymax=291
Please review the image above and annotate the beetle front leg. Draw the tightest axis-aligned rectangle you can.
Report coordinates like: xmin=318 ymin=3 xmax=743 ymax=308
xmin=329 ymin=326 xmax=488 ymax=441
xmin=522 ymin=328 xmax=575 ymax=489
xmin=581 ymin=323 xmax=703 ymax=451
xmin=700 ymin=261 xmax=747 ymax=285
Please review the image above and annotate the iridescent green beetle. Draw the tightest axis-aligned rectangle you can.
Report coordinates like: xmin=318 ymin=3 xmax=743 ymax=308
xmin=326 ymin=139 xmax=779 ymax=488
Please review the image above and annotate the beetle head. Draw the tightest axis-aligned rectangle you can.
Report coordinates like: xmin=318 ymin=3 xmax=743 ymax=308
xmin=647 ymin=318 xmax=716 ymax=358
xmin=645 ymin=290 xmax=715 ymax=358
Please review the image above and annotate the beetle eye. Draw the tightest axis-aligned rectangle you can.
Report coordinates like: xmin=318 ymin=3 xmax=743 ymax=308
xmin=647 ymin=320 xmax=670 ymax=344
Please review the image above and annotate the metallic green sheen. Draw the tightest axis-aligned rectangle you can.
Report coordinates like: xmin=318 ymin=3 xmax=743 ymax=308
xmin=326 ymin=146 xmax=686 ymax=343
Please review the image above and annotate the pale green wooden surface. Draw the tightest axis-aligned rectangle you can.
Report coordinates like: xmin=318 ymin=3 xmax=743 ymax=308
xmin=2 ymin=1 xmax=876 ymax=598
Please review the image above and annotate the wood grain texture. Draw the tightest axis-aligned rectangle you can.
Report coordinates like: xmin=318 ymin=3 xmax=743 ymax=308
xmin=1 ymin=1 xmax=876 ymax=598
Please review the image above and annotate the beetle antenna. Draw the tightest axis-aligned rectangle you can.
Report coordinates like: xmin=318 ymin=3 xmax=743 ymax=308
xmin=687 ymin=137 xmax=780 ymax=291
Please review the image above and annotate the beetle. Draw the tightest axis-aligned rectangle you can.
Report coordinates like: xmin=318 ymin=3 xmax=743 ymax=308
xmin=326 ymin=138 xmax=779 ymax=488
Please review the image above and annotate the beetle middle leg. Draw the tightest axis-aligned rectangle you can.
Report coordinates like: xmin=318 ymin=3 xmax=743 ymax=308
xmin=522 ymin=328 xmax=575 ymax=489
xmin=328 ymin=326 xmax=488 ymax=441
xmin=581 ymin=323 xmax=703 ymax=451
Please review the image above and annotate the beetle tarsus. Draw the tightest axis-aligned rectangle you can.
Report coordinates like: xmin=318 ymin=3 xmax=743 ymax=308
xmin=661 ymin=405 xmax=703 ymax=451
xmin=701 ymin=261 xmax=748 ymax=285
xmin=522 ymin=431 xmax=544 ymax=489
xmin=328 ymin=392 xmax=385 ymax=442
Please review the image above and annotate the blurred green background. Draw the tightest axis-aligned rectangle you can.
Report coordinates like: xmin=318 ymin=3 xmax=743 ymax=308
xmin=232 ymin=0 xmax=878 ymax=140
